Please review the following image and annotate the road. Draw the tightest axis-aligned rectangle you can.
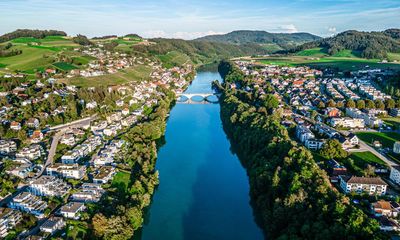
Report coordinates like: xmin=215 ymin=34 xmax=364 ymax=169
xmin=39 ymin=115 xmax=98 ymax=176
xmin=49 ymin=115 xmax=97 ymax=131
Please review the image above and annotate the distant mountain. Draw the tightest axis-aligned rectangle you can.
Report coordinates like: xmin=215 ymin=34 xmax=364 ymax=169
xmin=195 ymin=30 xmax=321 ymax=49
xmin=291 ymin=29 xmax=400 ymax=59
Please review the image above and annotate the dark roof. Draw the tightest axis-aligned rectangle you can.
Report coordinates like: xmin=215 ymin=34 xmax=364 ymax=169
xmin=345 ymin=176 xmax=387 ymax=185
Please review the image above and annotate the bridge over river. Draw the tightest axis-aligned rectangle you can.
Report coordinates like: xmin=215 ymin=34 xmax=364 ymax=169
xmin=176 ymin=93 xmax=221 ymax=104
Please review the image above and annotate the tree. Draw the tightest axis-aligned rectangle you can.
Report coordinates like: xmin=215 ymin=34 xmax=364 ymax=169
xmin=365 ymin=100 xmax=375 ymax=109
xmin=320 ymin=139 xmax=348 ymax=159
xmin=346 ymin=100 xmax=356 ymax=108
xmin=336 ymin=101 xmax=344 ymax=108
xmin=327 ymin=99 xmax=336 ymax=107
xmin=386 ymin=99 xmax=395 ymax=109
xmin=92 ymin=213 xmax=108 ymax=237
xmin=356 ymin=100 xmax=365 ymax=110
xmin=375 ymin=100 xmax=385 ymax=110
xmin=318 ymin=101 xmax=326 ymax=109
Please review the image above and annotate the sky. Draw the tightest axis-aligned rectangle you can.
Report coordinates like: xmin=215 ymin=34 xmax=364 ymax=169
xmin=0 ymin=0 xmax=399 ymax=39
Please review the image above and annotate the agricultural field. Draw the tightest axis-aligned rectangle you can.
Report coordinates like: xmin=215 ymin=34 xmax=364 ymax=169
xmin=157 ymin=51 xmax=191 ymax=68
xmin=356 ymin=131 xmax=400 ymax=149
xmin=60 ymin=64 xmax=152 ymax=88
xmin=0 ymin=36 xmax=89 ymax=74
xmin=53 ymin=62 xmax=78 ymax=71
xmin=256 ymin=54 xmax=400 ymax=71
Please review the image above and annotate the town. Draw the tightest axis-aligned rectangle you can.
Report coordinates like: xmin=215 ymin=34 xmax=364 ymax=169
xmin=0 ymin=42 xmax=194 ymax=238
xmin=234 ymin=60 xmax=400 ymax=233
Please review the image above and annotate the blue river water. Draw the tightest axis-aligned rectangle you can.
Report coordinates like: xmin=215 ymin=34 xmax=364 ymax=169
xmin=140 ymin=71 xmax=263 ymax=240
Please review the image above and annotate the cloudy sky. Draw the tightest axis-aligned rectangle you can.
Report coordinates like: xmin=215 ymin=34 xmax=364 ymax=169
xmin=0 ymin=0 xmax=399 ymax=39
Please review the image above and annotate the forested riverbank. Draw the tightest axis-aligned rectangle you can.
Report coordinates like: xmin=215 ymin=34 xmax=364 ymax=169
xmin=217 ymin=60 xmax=386 ymax=239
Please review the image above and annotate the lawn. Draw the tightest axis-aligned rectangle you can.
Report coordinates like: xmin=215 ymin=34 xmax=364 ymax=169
xmin=61 ymin=64 xmax=152 ymax=87
xmin=112 ymin=171 xmax=131 ymax=191
xmin=349 ymin=151 xmax=387 ymax=166
xmin=53 ymin=62 xmax=78 ymax=71
xmin=65 ymin=220 xmax=89 ymax=239
xmin=356 ymin=131 xmax=400 ymax=149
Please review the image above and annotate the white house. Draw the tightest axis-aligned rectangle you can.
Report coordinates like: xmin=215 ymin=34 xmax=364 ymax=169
xmin=389 ymin=165 xmax=400 ymax=185
xmin=40 ymin=217 xmax=65 ymax=234
xmin=393 ymin=142 xmax=400 ymax=154
xmin=340 ymin=176 xmax=387 ymax=195
xmin=60 ymin=202 xmax=85 ymax=219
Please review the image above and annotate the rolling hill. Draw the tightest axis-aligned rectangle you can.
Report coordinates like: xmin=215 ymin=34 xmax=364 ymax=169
xmin=195 ymin=30 xmax=321 ymax=50
xmin=291 ymin=29 xmax=400 ymax=59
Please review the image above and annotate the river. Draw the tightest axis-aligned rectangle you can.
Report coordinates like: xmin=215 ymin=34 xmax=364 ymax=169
xmin=140 ymin=71 xmax=263 ymax=240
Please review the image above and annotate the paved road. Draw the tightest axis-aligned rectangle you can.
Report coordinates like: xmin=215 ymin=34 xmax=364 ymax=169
xmin=39 ymin=115 xmax=97 ymax=176
xmin=49 ymin=115 xmax=97 ymax=131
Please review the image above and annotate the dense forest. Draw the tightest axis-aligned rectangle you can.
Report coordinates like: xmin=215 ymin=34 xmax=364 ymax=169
xmin=132 ymin=38 xmax=268 ymax=65
xmin=0 ymin=29 xmax=67 ymax=43
xmin=217 ymin=60 xmax=386 ymax=239
xmin=291 ymin=29 xmax=400 ymax=59
xmin=195 ymin=30 xmax=320 ymax=49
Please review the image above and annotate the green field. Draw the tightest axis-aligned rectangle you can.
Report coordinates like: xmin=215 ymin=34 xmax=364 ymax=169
xmin=0 ymin=36 xmax=87 ymax=74
xmin=53 ymin=62 xmax=78 ymax=71
xmin=356 ymin=131 xmax=400 ymax=149
xmin=349 ymin=151 xmax=387 ymax=166
xmin=112 ymin=171 xmax=131 ymax=191
xmin=157 ymin=51 xmax=191 ymax=68
xmin=61 ymin=65 xmax=152 ymax=87
xmin=257 ymin=55 xmax=400 ymax=71
xmin=295 ymin=47 xmax=327 ymax=57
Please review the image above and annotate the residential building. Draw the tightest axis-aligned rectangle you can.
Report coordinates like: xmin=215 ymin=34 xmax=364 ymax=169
xmin=16 ymin=145 xmax=42 ymax=160
xmin=8 ymin=192 xmax=47 ymax=218
xmin=29 ymin=176 xmax=70 ymax=197
xmin=0 ymin=208 xmax=22 ymax=238
xmin=0 ymin=140 xmax=17 ymax=155
xmin=339 ymin=176 xmax=387 ymax=195
xmin=10 ymin=121 xmax=21 ymax=131
xmin=329 ymin=117 xmax=365 ymax=129
xmin=60 ymin=202 xmax=85 ymax=220
xmin=26 ymin=118 xmax=40 ymax=129
xmin=71 ymin=183 xmax=104 ymax=203
xmin=371 ymin=200 xmax=399 ymax=218
xmin=40 ymin=217 xmax=65 ymax=234
xmin=296 ymin=125 xmax=315 ymax=143
xmin=389 ymin=165 xmax=400 ymax=185
xmin=46 ymin=163 xmax=86 ymax=179
xmin=393 ymin=142 xmax=400 ymax=154
xmin=305 ymin=139 xmax=325 ymax=151
xmin=93 ymin=166 xmax=115 ymax=184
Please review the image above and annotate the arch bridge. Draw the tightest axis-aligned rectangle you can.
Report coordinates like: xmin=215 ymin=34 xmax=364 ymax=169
xmin=176 ymin=93 xmax=221 ymax=104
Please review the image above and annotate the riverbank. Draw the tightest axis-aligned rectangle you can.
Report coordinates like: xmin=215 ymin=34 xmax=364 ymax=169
xmin=217 ymin=61 xmax=385 ymax=239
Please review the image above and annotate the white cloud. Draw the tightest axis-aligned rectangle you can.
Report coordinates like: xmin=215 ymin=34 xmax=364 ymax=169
xmin=276 ymin=24 xmax=298 ymax=33
xmin=327 ymin=26 xmax=337 ymax=36
xmin=141 ymin=30 xmax=225 ymax=40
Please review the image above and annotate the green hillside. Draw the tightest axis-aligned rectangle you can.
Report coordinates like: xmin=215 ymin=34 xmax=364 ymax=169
xmin=0 ymin=36 xmax=85 ymax=74
xmin=195 ymin=30 xmax=320 ymax=50
xmin=292 ymin=29 xmax=400 ymax=59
